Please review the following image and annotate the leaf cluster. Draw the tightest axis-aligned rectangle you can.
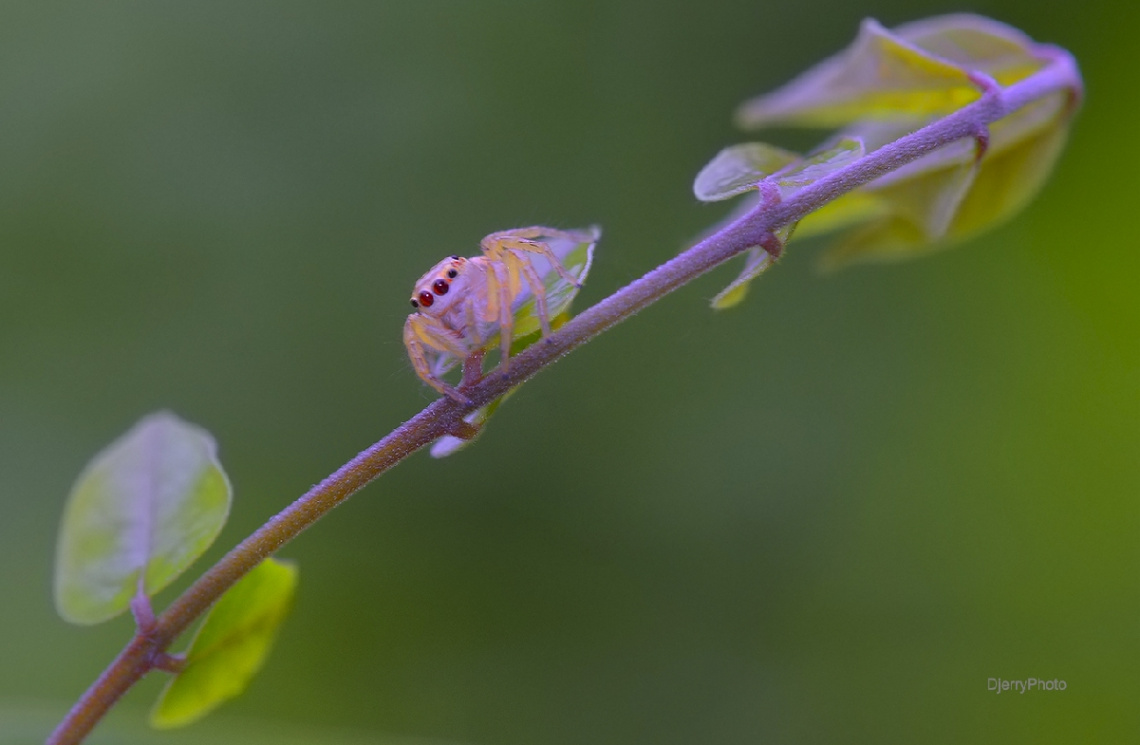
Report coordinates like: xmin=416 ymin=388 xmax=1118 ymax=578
xmin=695 ymin=14 xmax=1078 ymax=308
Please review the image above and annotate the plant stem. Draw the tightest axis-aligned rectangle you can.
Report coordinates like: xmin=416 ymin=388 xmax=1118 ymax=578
xmin=47 ymin=49 xmax=1080 ymax=745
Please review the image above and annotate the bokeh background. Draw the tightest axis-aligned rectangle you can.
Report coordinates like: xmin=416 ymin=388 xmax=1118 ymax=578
xmin=2 ymin=1 xmax=1136 ymax=744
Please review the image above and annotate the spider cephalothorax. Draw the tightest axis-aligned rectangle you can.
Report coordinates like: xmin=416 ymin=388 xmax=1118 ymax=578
xmin=409 ymin=256 xmax=468 ymax=314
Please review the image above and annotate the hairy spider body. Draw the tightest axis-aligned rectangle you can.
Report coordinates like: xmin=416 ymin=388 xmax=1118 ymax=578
xmin=403 ymin=227 xmax=583 ymax=402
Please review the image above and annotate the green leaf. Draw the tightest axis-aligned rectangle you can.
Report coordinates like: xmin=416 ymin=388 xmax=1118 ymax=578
xmin=693 ymin=143 xmax=798 ymax=202
xmin=55 ymin=412 xmax=231 ymax=625
xmin=151 ymin=558 xmax=299 ymax=729
xmin=736 ymin=15 xmax=1043 ymax=129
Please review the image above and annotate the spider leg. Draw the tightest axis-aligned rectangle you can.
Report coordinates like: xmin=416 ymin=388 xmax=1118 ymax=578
xmin=483 ymin=226 xmax=587 ymax=245
xmin=463 ymin=294 xmax=484 ymax=348
xmin=486 ymin=259 xmax=515 ymax=372
xmin=480 ymin=228 xmax=582 ymax=288
xmin=503 ymin=250 xmax=553 ymax=337
xmin=403 ymin=315 xmax=470 ymax=403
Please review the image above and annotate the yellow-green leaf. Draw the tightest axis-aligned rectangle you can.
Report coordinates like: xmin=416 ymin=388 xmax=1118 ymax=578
xmin=55 ymin=412 xmax=231 ymax=625
xmin=710 ymin=247 xmax=774 ymax=310
xmin=736 ymin=15 xmax=1043 ymax=129
xmin=151 ymin=558 xmax=299 ymax=729
xmin=794 ymin=189 xmax=888 ymax=240
xmin=948 ymin=104 xmax=1071 ymax=237
xmin=817 ymin=94 xmax=1072 ymax=269
xmin=710 ymin=225 xmax=794 ymax=310
xmin=888 ymin=14 xmax=1044 ymax=84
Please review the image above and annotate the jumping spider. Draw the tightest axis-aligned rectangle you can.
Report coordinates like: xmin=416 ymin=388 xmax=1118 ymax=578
xmin=403 ymin=226 xmax=590 ymax=403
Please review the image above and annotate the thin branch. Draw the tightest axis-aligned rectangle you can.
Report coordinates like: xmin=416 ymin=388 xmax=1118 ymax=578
xmin=47 ymin=49 xmax=1080 ymax=745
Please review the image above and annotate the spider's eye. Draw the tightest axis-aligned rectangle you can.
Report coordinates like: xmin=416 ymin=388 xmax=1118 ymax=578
xmin=447 ymin=268 xmax=458 ymax=279
xmin=418 ymin=291 xmax=434 ymax=307
xmin=410 ymin=298 xmax=419 ymax=308
xmin=450 ymin=255 xmax=459 ymax=260
xmin=432 ymin=279 xmax=449 ymax=295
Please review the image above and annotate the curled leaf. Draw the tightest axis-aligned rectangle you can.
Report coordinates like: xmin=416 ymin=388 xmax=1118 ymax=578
xmin=151 ymin=558 xmax=298 ymax=729
xmin=817 ymin=93 xmax=1072 ymax=268
xmin=705 ymin=14 xmax=1080 ymax=275
xmin=736 ymin=15 xmax=1044 ymax=128
xmin=55 ymin=412 xmax=231 ymax=625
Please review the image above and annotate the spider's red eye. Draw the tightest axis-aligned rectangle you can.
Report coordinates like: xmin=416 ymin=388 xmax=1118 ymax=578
xmin=432 ymin=279 xmax=449 ymax=295
xmin=418 ymin=291 xmax=434 ymax=307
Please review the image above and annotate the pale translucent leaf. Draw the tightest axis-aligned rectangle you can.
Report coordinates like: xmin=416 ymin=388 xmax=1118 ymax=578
xmin=775 ymin=137 xmax=865 ymax=194
xmin=430 ymin=391 xmax=512 ymax=458
xmin=693 ymin=143 xmax=798 ymax=201
xmin=55 ymin=412 xmax=231 ymax=625
xmin=151 ymin=558 xmax=298 ymax=729
xmin=504 ymin=228 xmax=597 ymax=341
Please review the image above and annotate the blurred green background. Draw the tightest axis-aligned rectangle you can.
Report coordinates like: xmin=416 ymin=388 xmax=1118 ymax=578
xmin=2 ymin=1 xmax=1136 ymax=743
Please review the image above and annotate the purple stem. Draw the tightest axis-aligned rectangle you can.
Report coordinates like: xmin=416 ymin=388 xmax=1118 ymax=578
xmin=47 ymin=47 xmax=1080 ymax=745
